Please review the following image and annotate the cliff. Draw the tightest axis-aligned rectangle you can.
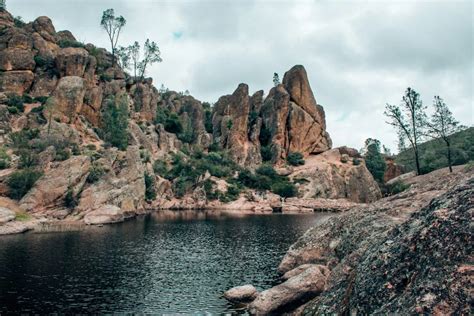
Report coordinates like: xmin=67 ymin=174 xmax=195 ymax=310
xmin=0 ymin=9 xmax=381 ymax=231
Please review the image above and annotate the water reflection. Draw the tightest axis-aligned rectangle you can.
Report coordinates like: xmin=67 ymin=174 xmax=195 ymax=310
xmin=0 ymin=211 xmax=333 ymax=314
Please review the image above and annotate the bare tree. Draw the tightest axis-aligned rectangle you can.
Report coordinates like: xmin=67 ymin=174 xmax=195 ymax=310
xmin=426 ymin=96 xmax=465 ymax=172
xmin=100 ymin=8 xmax=126 ymax=66
xmin=384 ymin=87 xmax=427 ymax=175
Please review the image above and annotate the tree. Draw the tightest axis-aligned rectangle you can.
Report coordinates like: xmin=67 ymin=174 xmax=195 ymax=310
xmin=137 ymin=39 xmax=162 ymax=79
xmin=101 ymin=95 xmax=129 ymax=150
xmin=273 ymin=73 xmax=280 ymax=86
xmin=384 ymin=87 xmax=427 ymax=175
xmin=100 ymin=8 xmax=126 ymax=66
xmin=364 ymin=138 xmax=386 ymax=183
xmin=426 ymin=96 xmax=465 ymax=172
xmin=128 ymin=41 xmax=141 ymax=78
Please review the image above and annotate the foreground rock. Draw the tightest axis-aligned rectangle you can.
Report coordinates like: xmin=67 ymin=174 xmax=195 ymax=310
xmin=274 ymin=166 xmax=473 ymax=314
xmin=223 ymin=285 xmax=258 ymax=304
xmin=248 ymin=265 xmax=329 ymax=315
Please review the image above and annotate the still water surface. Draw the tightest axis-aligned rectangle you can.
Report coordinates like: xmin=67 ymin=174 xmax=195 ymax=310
xmin=0 ymin=211 xmax=332 ymax=314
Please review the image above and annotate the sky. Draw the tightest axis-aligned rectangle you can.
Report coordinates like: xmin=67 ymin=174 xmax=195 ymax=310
xmin=8 ymin=0 xmax=473 ymax=152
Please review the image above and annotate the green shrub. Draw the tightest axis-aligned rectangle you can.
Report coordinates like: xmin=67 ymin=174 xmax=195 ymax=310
xmin=86 ymin=163 xmax=105 ymax=183
xmin=256 ymin=164 xmax=278 ymax=179
xmin=13 ymin=16 xmax=25 ymax=28
xmin=100 ymin=96 xmax=129 ymax=150
xmin=6 ymin=94 xmax=24 ymax=113
xmin=203 ymin=179 xmax=218 ymax=200
xmin=99 ymin=73 xmax=113 ymax=82
xmin=0 ymin=159 xmax=9 ymax=169
xmin=7 ymin=106 xmax=19 ymax=114
xmin=64 ymin=187 xmax=77 ymax=208
xmin=271 ymin=182 xmax=297 ymax=198
xmin=140 ymin=150 xmax=151 ymax=163
xmin=7 ymin=169 xmax=42 ymax=200
xmin=164 ymin=113 xmax=183 ymax=134
xmin=218 ymin=184 xmax=240 ymax=202
xmin=54 ymin=148 xmax=71 ymax=161
xmin=34 ymin=96 xmax=49 ymax=105
xmin=144 ymin=172 xmax=156 ymax=201
xmin=17 ymin=149 xmax=38 ymax=169
xmin=58 ymin=39 xmax=85 ymax=48
xmin=0 ymin=147 xmax=10 ymax=170
xmin=261 ymin=145 xmax=273 ymax=162
xmin=387 ymin=181 xmax=411 ymax=195
xmin=153 ymin=160 xmax=168 ymax=176
xmin=15 ymin=211 xmax=31 ymax=221
xmin=352 ymin=158 xmax=361 ymax=165
xmin=204 ymin=109 xmax=213 ymax=133
xmin=287 ymin=152 xmax=305 ymax=166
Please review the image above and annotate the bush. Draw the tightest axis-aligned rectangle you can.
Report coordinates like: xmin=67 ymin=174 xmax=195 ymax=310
xmin=204 ymin=109 xmax=213 ymax=133
xmin=261 ymin=145 xmax=273 ymax=162
xmin=387 ymin=181 xmax=411 ymax=195
xmin=164 ymin=113 xmax=183 ymax=134
xmin=54 ymin=148 xmax=71 ymax=161
xmin=218 ymin=185 xmax=240 ymax=203
xmin=6 ymin=94 xmax=24 ymax=113
xmin=140 ymin=150 xmax=151 ymax=163
xmin=101 ymin=96 xmax=129 ymax=150
xmin=144 ymin=172 xmax=156 ymax=201
xmin=13 ymin=16 xmax=25 ymax=28
xmin=17 ymin=149 xmax=39 ymax=169
xmin=352 ymin=158 xmax=361 ymax=165
xmin=64 ymin=187 xmax=77 ymax=208
xmin=86 ymin=163 xmax=105 ymax=183
xmin=203 ymin=179 xmax=218 ymax=200
xmin=271 ymin=182 xmax=297 ymax=198
xmin=0 ymin=159 xmax=9 ymax=169
xmin=153 ymin=160 xmax=168 ymax=176
xmin=256 ymin=164 xmax=278 ymax=179
xmin=287 ymin=152 xmax=305 ymax=166
xmin=0 ymin=147 xmax=10 ymax=170
xmin=7 ymin=169 xmax=43 ymax=200
xmin=58 ymin=39 xmax=85 ymax=48
xmin=7 ymin=106 xmax=19 ymax=114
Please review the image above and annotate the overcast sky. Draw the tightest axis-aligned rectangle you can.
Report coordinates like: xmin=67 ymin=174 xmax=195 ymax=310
xmin=8 ymin=0 xmax=473 ymax=152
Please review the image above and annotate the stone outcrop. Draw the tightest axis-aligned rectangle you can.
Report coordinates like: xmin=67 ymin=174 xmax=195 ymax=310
xmin=20 ymin=156 xmax=91 ymax=213
xmin=77 ymin=146 xmax=146 ymax=219
xmin=0 ymin=70 xmax=34 ymax=95
xmin=223 ymin=285 xmax=258 ymax=304
xmin=384 ymin=156 xmax=404 ymax=183
xmin=301 ymin=167 xmax=473 ymax=315
xmin=83 ymin=205 xmax=124 ymax=225
xmin=55 ymin=47 xmax=89 ymax=77
xmin=50 ymin=76 xmax=85 ymax=123
xmin=259 ymin=66 xmax=332 ymax=163
xmin=290 ymin=148 xmax=381 ymax=203
xmin=248 ymin=264 xmax=329 ymax=315
xmin=213 ymin=84 xmax=261 ymax=166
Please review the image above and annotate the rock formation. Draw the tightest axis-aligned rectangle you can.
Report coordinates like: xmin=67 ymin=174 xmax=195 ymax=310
xmin=0 ymin=9 xmax=382 ymax=228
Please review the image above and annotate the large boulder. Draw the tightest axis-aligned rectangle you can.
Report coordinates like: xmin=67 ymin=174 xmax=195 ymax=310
xmin=223 ymin=285 xmax=258 ymax=304
xmin=0 ymin=70 xmax=34 ymax=95
xmin=301 ymin=169 xmax=473 ymax=315
xmin=0 ymin=48 xmax=35 ymax=71
xmin=248 ymin=265 xmax=329 ymax=315
xmin=83 ymin=205 xmax=124 ymax=225
xmin=20 ymin=156 xmax=91 ymax=212
xmin=55 ymin=47 xmax=89 ymax=77
xmin=32 ymin=16 xmax=56 ymax=42
xmin=77 ymin=146 xmax=146 ymax=216
xmin=0 ymin=206 xmax=15 ymax=224
xmin=0 ymin=10 xmax=14 ymax=28
xmin=290 ymin=148 xmax=381 ymax=203
xmin=50 ymin=76 xmax=85 ymax=123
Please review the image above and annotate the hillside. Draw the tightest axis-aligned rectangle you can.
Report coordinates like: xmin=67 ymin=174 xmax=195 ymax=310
xmin=395 ymin=127 xmax=474 ymax=174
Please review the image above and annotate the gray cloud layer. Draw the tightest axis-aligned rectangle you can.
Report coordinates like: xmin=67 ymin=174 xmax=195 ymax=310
xmin=9 ymin=0 xmax=473 ymax=152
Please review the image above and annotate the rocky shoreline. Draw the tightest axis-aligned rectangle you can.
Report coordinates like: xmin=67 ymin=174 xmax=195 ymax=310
xmin=223 ymin=165 xmax=473 ymax=314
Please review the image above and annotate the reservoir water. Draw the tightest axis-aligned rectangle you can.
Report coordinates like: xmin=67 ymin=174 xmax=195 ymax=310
xmin=0 ymin=211 xmax=332 ymax=314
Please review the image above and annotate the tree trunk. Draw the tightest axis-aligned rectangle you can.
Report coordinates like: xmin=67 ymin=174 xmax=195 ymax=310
xmin=446 ymin=140 xmax=453 ymax=173
xmin=414 ymin=145 xmax=421 ymax=175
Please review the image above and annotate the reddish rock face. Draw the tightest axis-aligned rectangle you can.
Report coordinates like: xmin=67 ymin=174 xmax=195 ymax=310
xmin=0 ymin=48 xmax=35 ymax=71
xmin=0 ymin=70 xmax=34 ymax=95
xmin=384 ymin=157 xmax=404 ymax=183
xmin=55 ymin=47 xmax=89 ymax=77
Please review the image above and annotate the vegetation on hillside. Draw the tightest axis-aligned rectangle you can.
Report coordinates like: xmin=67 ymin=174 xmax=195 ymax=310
xmin=395 ymin=127 xmax=473 ymax=174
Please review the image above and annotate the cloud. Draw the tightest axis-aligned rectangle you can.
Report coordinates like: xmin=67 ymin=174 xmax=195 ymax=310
xmin=8 ymin=0 xmax=473 ymax=152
